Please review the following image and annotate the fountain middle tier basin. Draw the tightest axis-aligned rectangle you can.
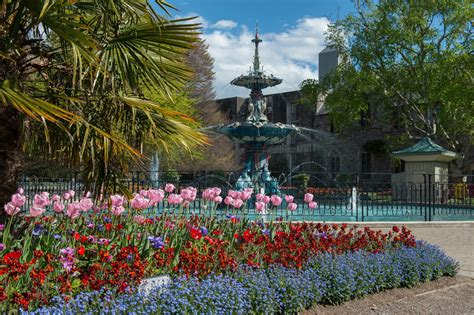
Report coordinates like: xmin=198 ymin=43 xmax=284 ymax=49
xmin=216 ymin=121 xmax=300 ymax=145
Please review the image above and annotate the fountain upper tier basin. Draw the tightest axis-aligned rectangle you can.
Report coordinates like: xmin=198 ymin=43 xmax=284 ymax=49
xmin=231 ymin=72 xmax=282 ymax=90
xmin=216 ymin=121 xmax=300 ymax=146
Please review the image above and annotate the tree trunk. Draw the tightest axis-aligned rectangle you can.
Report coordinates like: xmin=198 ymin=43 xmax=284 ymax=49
xmin=0 ymin=106 xmax=22 ymax=223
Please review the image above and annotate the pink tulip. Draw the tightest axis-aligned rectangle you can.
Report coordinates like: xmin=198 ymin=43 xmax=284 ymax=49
xmin=224 ymin=196 xmax=234 ymax=206
xmin=262 ymin=195 xmax=271 ymax=204
xmin=33 ymin=193 xmax=50 ymax=207
xmin=111 ymin=206 xmax=125 ymax=216
xmin=180 ymin=188 xmax=193 ymax=201
xmin=62 ymin=192 xmax=71 ymax=200
xmin=140 ymin=189 xmax=150 ymax=197
xmin=233 ymin=199 xmax=244 ymax=209
xmin=110 ymin=194 xmax=125 ymax=207
xmin=255 ymin=201 xmax=266 ymax=213
xmin=11 ymin=193 xmax=26 ymax=208
xmin=29 ymin=205 xmax=45 ymax=217
xmin=288 ymin=202 xmax=298 ymax=211
xmin=79 ymin=197 xmax=93 ymax=212
xmin=53 ymin=202 xmax=65 ymax=213
xmin=304 ymin=193 xmax=314 ymax=203
xmin=52 ymin=194 xmax=60 ymax=202
xmin=66 ymin=203 xmax=81 ymax=219
xmin=167 ymin=193 xmax=182 ymax=205
xmin=285 ymin=195 xmax=294 ymax=203
xmin=130 ymin=194 xmax=150 ymax=209
xmin=212 ymin=187 xmax=222 ymax=196
xmin=202 ymin=189 xmax=212 ymax=200
xmin=134 ymin=215 xmax=146 ymax=224
xmin=4 ymin=202 xmax=20 ymax=216
xmin=256 ymin=194 xmax=265 ymax=201
xmin=84 ymin=191 xmax=91 ymax=198
xmin=164 ymin=183 xmax=175 ymax=193
xmin=227 ymin=190 xmax=238 ymax=198
xmin=309 ymin=201 xmax=318 ymax=209
xmin=149 ymin=189 xmax=165 ymax=204
xmin=241 ymin=191 xmax=252 ymax=201
xmin=17 ymin=188 xmax=24 ymax=195
xmin=244 ymin=187 xmax=254 ymax=194
xmin=214 ymin=196 xmax=223 ymax=203
xmin=270 ymin=195 xmax=282 ymax=206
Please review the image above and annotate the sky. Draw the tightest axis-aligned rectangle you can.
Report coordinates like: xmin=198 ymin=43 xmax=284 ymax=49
xmin=165 ymin=0 xmax=357 ymax=98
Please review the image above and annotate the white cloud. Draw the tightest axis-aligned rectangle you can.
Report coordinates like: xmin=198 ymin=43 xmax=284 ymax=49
xmin=211 ymin=20 xmax=238 ymax=30
xmin=202 ymin=17 xmax=330 ymax=98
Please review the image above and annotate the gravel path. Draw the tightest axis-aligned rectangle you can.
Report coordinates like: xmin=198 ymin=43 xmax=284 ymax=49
xmin=303 ymin=276 xmax=474 ymax=314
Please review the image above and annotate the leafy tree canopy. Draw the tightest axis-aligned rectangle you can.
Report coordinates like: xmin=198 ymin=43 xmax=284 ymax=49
xmin=301 ymin=0 xmax=473 ymax=170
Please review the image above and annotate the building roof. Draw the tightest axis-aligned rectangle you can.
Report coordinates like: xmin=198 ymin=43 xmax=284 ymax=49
xmin=392 ymin=137 xmax=455 ymax=156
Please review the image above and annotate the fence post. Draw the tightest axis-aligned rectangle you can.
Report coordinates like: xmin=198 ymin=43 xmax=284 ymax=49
xmin=423 ymin=174 xmax=428 ymax=221
xmin=428 ymin=174 xmax=433 ymax=221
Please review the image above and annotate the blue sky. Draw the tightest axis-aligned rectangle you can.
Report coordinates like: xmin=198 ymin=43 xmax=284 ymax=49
xmin=165 ymin=1 xmax=357 ymax=98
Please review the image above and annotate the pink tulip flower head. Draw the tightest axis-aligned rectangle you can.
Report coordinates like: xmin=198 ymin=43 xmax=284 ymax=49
xmin=227 ymin=190 xmax=238 ymax=199
xmin=270 ymin=195 xmax=282 ymax=207
xmin=285 ymin=195 xmax=294 ymax=203
xmin=66 ymin=203 xmax=81 ymax=219
xmin=164 ymin=183 xmax=175 ymax=193
xmin=53 ymin=202 xmax=65 ymax=213
xmin=304 ymin=193 xmax=314 ymax=203
xmin=214 ymin=196 xmax=223 ymax=204
xmin=287 ymin=202 xmax=298 ymax=211
xmin=131 ymin=194 xmax=149 ymax=210
xmin=30 ymin=205 xmax=45 ymax=217
xmin=11 ymin=193 xmax=26 ymax=208
xmin=68 ymin=190 xmax=75 ymax=198
xmin=110 ymin=194 xmax=125 ymax=207
xmin=133 ymin=215 xmax=146 ymax=224
xmin=255 ymin=201 xmax=266 ymax=213
xmin=111 ymin=206 xmax=125 ymax=216
xmin=180 ymin=188 xmax=193 ymax=201
xmin=202 ymin=188 xmax=212 ymax=200
xmin=308 ymin=201 xmax=318 ymax=209
xmin=233 ymin=199 xmax=244 ymax=209
xmin=52 ymin=194 xmax=60 ymax=202
xmin=149 ymin=189 xmax=165 ymax=204
xmin=17 ymin=187 xmax=24 ymax=195
xmin=140 ymin=189 xmax=150 ymax=198
xmin=4 ymin=202 xmax=20 ymax=216
xmin=33 ymin=193 xmax=50 ymax=208
xmin=79 ymin=197 xmax=94 ymax=212
xmin=262 ymin=195 xmax=271 ymax=204
xmin=241 ymin=191 xmax=252 ymax=201
xmin=212 ymin=187 xmax=221 ymax=196
xmin=167 ymin=193 xmax=182 ymax=205
xmin=62 ymin=192 xmax=71 ymax=200
xmin=224 ymin=196 xmax=234 ymax=206
xmin=256 ymin=194 xmax=265 ymax=202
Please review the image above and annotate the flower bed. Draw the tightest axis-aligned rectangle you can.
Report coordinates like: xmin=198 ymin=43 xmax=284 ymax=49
xmin=23 ymin=242 xmax=458 ymax=314
xmin=0 ymin=187 xmax=457 ymax=312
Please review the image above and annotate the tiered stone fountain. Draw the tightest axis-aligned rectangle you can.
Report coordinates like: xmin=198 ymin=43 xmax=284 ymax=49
xmin=216 ymin=27 xmax=300 ymax=194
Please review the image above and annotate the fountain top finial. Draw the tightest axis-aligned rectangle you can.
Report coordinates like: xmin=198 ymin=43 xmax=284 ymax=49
xmin=251 ymin=23 xmax=262 ymax=73
xmin=230 ymin=23 xmax=282 ymax=90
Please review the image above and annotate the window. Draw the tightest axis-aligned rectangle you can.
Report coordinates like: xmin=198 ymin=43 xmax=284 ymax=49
xmin=361 ymin=152 xmax=372 ymax=179
xmin=290 ymin=103 xmax=298 ymax=124
xmin=330 ymin=155 xmax=340 ymax=173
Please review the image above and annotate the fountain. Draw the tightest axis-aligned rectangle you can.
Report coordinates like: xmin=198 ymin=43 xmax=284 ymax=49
xmin=216 ymin=26 xmax=300 ymax=194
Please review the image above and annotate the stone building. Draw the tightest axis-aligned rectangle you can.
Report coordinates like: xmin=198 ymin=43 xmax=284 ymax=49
xmin=211 ymin=46 xmax=406 ymax=184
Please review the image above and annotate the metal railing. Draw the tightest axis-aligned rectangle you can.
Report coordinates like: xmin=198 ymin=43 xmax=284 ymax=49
xmin=18 ymin=171 xmax=474 ymax=222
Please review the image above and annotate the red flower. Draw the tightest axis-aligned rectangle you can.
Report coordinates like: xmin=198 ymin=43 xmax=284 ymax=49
xmin=105 ymin=223 xmax=113 ymax=231
xmin=77 ymin=246 xmax=85 ymax=256
xmin=234 ymin=233 xmax=239 ymax=239
xmin=212 ymin=230 xmax=222 ymax=236
xmin=190 ymin=228 xmax=202 ymax=240
xmin=392 ymin=225 xmax=400 ymax=233
xmin=74 ymin=232 xmax=80 ymax=241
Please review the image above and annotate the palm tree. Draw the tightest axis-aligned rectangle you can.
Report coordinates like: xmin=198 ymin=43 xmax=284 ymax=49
xmin=0 ymin=0 xmax=207 ymax=212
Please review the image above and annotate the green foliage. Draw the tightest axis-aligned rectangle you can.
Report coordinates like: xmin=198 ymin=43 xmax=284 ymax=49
xmin=0 ymin=0 xmax=208 ymax=194
xmin=363 ymin=139 xmax=388 ymax=154
xmin=301 ymin=0 xmax=473 ymax=169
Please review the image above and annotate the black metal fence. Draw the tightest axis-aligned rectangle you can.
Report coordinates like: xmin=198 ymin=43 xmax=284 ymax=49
xmin=18 ymin=171 xmax=474 ymax=222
